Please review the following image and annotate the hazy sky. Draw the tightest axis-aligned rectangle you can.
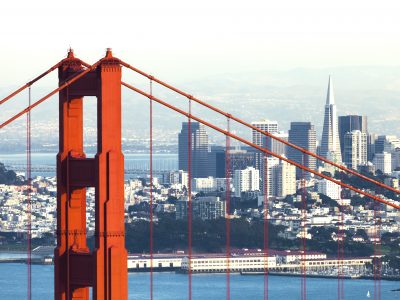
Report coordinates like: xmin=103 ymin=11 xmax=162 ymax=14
xmin=1 ymin=0 xmax=400 ymax=85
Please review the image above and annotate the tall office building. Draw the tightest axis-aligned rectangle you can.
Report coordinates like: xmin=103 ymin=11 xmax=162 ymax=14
xmin=367 ymin=133 xmax=378 ymax=162
xmin=288 ymin=122 xmax=317 ymax=178
xmin=251 ymin=119 xmax=278 ymax=148
xmin=208 ymin=146 xmax=257 ymax=178
xmin=320 ymin=76 xmax=342 ymax=163
xmin=375 ymin=135 xmax=400 ymax=154
xmin=338 ymin=115 xmax=367 ymax=160
xmin=178 ymin=122 xmax=209 ymax=178
xmin=265 ymin=131 xmax=288 ymax=157
xmin=343 ymin=130 xmax=367 ymax=169
xmin=251 ymin=120 xmax=278 ymax=193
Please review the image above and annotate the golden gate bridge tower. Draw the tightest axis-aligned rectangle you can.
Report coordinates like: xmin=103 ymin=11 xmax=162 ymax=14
xmin=55 ymin=49 xmax=127 ymax=300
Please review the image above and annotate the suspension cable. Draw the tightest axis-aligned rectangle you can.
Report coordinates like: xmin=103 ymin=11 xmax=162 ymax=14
xmin=149 ymin=78 xmax=154 ymax=300
xmin=301 ymin=154 xmax=307 ymax=300
xmin=187 ymin=97 xmax=193 ymax=300
xmin=225 ymin=116 xmax=231 ymax=300
xmin=119 ymin=61 xmax=400 ymax=196
xmin=122 ymin=82 xmax=400 ymax=210
xmin=0 ymin=61 xmax=62 ymax=106
xmin=337 ymin=181 xmax=344 ymax=300
xmin=373 ymin=201 xmax=381 ymax=300
xmin=0 ymin=59 xmax=103 ymax=130
xmin=26 ymin=86 xmax=32 ymax=300
xmin=263 ymin=150 xmax=269 ymax=300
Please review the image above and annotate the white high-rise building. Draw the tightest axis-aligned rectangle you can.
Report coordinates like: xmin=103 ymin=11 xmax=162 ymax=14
xmin=251 ymin=120 xmax=278 ymax=147
xmin=264 ymin=157 xmax=280 ymax=197
xmin=320 ymin=76 xmax=342 ymax=164
xmin=276 ymin=160 xmax=297 ymax=197
xmin=263 ymin=157 xmax=296 ymax=198
xmin=343 ymin=130 xmax=367 ymax=169
xmin=373 ymin=152 xmax=392 ymax=174
xmin=392 ymin=148 xmax=400 ymax=171
xmin=318 ymin=179 xmax=342 ymax=200
xmin=234 ymin=167 xmax=260 ymax=197
xmin=251 ymin=120 xmax=279 ymax=193
xmin=164 ymin=170 xmax=188 ymax=188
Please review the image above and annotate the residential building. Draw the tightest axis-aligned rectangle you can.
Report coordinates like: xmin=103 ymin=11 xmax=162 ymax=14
xmin=234 ymin=167 xmax=260 ymax=197
xmin=318 ymin=179 xmax=342 ymax=200
xmin=343 ymin=130 xmax=367 ymax=169
xmin=176 ymin=196 xmax=226 ymax=220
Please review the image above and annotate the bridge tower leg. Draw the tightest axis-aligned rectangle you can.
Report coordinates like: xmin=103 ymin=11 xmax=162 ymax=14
xmin=55 ymin=49 xmax=127 ymax=300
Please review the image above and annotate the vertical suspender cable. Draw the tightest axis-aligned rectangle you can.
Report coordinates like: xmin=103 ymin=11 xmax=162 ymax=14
xmin=65 ymin=86 xmax=70 ymax=300
xmin=337 ymin=197 xmax=340 ymax=300
xmin=187 ymin=97 xmax=193 ymax=300
xmin=378 ymin=202 xmax=381 ymax=300
xmin=225 ymin=116 xmax=231 ymax=300
xmin=27 ymin=86 xmax=32 ymax=300
xmin=149 ymin=79 xmax=154 ymax=300
xmin=263 ymin=149 xmax=269 ymax=300
xmin=301 ymin=154 xmax=307 ymax=300
xmin=373 ymin=201 xmax=381 ymax=300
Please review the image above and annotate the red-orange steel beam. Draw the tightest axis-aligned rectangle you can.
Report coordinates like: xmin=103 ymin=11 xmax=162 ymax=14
xmin=0 ymin=60 xmax=103 ymax=130
xmin=122 ymin=81 xmax=400 ymax=210
xmin=0 ymin=61 xmax=62 ymax=106
xmin=120 ymin=60 xmax=400 ymax=196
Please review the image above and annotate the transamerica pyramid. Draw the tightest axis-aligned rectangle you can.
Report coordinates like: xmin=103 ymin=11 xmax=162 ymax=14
xmin=320 ymin=76 xmax=342 ymax=164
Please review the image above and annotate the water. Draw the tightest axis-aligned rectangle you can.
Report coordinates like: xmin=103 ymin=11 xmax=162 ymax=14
xmin=0 ymin=153 xmax=178 ymax=177
xmin=0 ymin=263 xmax=399 ymax=299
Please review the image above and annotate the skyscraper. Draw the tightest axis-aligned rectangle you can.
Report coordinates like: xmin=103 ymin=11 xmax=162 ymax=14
xmin=343 ymin=130 xmax=367 ymax=169
xmin=320 ymin=76 xmax=342 ymax=163
xmin=367 ymin=133 xmax=378 ymax=162
xmin=251 ymin=119 xmax=278 ymax=148
xmin=265 ymin=131 xmax=288 ymax=157
xmin=288 ymin=122 xmax=317 ymax=178
xmin=251 ymin=120 xmax=278 ymax=193
xmin=338 ymin=115 xmax=368 ymax=160
xmin=178 ymin=122 xmax=209 ymax=178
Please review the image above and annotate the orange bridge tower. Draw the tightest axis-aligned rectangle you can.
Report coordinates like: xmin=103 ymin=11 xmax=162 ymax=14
xmin=55 ymin=49 xmax=127 ymax=300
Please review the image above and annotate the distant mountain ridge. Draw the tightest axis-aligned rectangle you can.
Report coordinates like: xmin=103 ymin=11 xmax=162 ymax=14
xmin=1 ymin=66 xmax=399 ymax=145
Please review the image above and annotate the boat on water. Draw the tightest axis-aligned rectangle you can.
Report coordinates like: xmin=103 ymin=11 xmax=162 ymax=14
xmin=367 ymin=290 xmax=371 ymax=298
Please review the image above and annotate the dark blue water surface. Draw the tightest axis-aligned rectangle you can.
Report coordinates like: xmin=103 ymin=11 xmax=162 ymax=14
xmin=0 ymin=263 xmax=399 ymax=299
